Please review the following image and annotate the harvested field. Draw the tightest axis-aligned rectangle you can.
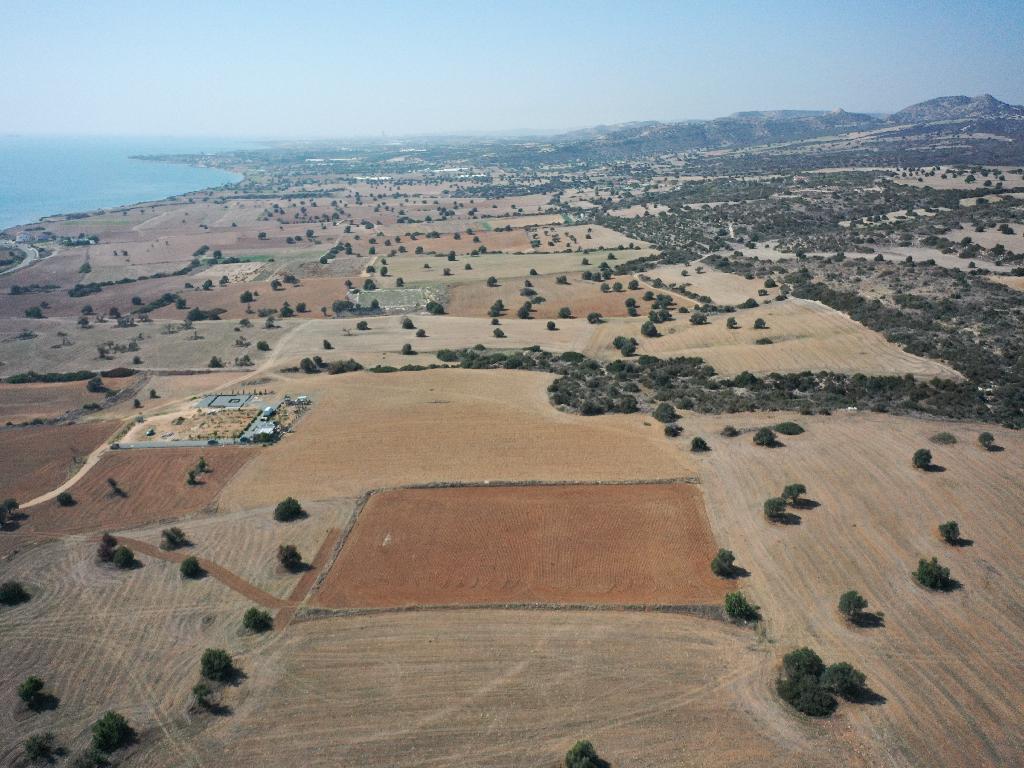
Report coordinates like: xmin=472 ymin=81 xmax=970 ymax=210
xmin=149 ymin=277 xmax=359 ymax=321
xmin=586 ymin=298 xmax=963 ymax=379
xmin=2 ymin=446 xmax=253 ymax=555
xmin=0 ymin=379 xmax=126 ymax=422
xmin=167 ymin=610 xmax=842 ymax=768
xmin=685 ymin=410 xmax=1024 ymax=768
xmin=219 ymin=369 xmax=692 ymax=509
xmin=642 ymin=264 xmax=765 ymax=306
xmin=380 ymin=250 xmax=645 ymax=286
xmin=0 ymin=421 xmax=116 ymax=504
xmin=315 ymin=483 xmax=727 ymax=608
xmin=445 ymin=272 xmax=639 ymax=318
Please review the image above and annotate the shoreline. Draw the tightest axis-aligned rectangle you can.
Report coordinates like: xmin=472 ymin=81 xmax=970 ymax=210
xmin=0 ymin=154 xmax=245 ymax=236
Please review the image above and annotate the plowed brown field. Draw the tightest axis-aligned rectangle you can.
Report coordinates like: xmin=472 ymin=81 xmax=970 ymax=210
xmin=0 ymin=421 xmax=117 ymax=503
xmin=1 ymin=446 xmax=254 ymax=555
xmin=315 ymin=483 xmax=726 ymax=608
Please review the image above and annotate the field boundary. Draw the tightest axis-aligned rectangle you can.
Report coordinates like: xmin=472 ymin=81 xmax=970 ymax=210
xmin=305 ymin=476 xmax=702 ymax=603
xmin=292 ymin=602 xmax=726 ymax=624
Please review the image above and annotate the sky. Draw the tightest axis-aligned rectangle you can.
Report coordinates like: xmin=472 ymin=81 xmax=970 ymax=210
xmin=6 ymin=0 xmax=1024 ymax=139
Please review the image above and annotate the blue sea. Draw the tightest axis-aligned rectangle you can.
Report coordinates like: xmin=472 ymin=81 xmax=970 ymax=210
xmin=0 ymin=136 xmax=248 ymax=231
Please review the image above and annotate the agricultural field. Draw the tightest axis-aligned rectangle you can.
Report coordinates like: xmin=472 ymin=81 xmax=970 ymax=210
xmin=3 ymin=100 xmax=1024 ymax=768
xmin=316 ymin=482 xmax=726 ymax=608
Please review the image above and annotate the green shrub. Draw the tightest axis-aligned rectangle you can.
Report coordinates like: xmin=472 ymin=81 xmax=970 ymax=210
xmin=774 ymin=421 xmax=804 ymax=435
xmin=243 ymin=607 xmax=273 ymax=633
xmin=91 ymin=711 xmax=132 ymax=752
xmin=753 ymin=427 xmax=777 ymax=447
xmin=278 ymin=544 xmax=303 ymax=572
xmin=161 ymin=527 xmax=189 ymax=550
xmin=56 ymin=491 xmax=76 ymax=507
xmin=0 ymin=581 xmax=30 ymax=605
xmin=18 ymin=676 xmax=45 ymax=708
xmin=763 ymin=497 xmax=787 ymax=521
xmin=690 ymin=436 xmax=709 ymax=452
xmin=781 ymin=483 xmax=806 ymax=504
xmin=837 ymin=590 xmax=867 ymax=621
xmin=822 ymin=662 xmax=866 ymax=698
xmin=720 ymin=425 xmax=739 ymax=437
xmin=200 ymin=648 xmax=235 ymax=682
xmin=912 ymin=448 xmax=932 ymax=470
xmin=711 ymin=548 xmax=736 ymax=577
xmin=914 ymin=557 xmax=952 ymax=590
xmin=24 ymin=732 xmax=56 ymax=761
xmin=930 ymin=431 xmax=957 ymax=445
xmin=652 ymin=402 xmax=678 ymax=423
xmin=938 ymin=521 xmax=960 ymax=544
xmin=111 ymin=546 xmax=135 ymax=569
xmin=180 ymin=556 xmax=203 ymax=579
xmin=565 ymin=739 xmax=607 ymax=768
xmin=724 ymin=591 xmax=760 ymax=621
xmin=777 ymin=669 xmax=836 ymax=717
xmin=273 ymin=497 xmax=304 ymax=522
xmin=978 ymin=431 xmax=995 ymax=450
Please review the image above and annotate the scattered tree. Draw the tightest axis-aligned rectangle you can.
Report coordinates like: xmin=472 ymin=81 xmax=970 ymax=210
xmin=0 ymin=581 xmax=30 ymax=605
xmin=938 ymin=521 xmax=961 ymax=545
xmin=278 ymin=544 xmax=303 ymax=572
xmin=724 ymin=591 xmax=760 ymax=621
xmin=763 ymin=497 xmax=787 ymax=521
xmin=912 ymin=448 xmax=932 ymax=470
xmin=652 ymin=402 xmax=678 ymax=423
xmin=200 ymin=648 xmax=235 ymax=682
xmin=242 ymin=607 xmax=273 ymax=633
xmin=180 ymin=556 xmax=203 ymax=579
xmin=691 ymin=436 xmax=709 ymax=452
xmin=711 ymin=548 xmax=736 ymax=577
xmin=781 ymin=483 xmax=807 ymax=505
xmin=24 ymin=732 xmax=56 ymax=762
xmin=91 ymin=711 xmax=133 ymax=753
xmin=56 ymin=492 xmax=75 ymax=507
xmin=17 ymin=676 xmax=46 ymax=709
xmin=915 ymin=556 xmax=952 ymax=590
xmin=978 ymin=432 xmax=996 ymax=451
xmin=837 ymin=590 xmax=868 ymax=622
xmin=565 ymin=739 xmax=608 ymax=768
xmin=111 ymin=546 xmax=135 ymax=569
xmin=273 ymin=497 xmax=304 ymax=522
xmin=753 ymin=427 xmax=778 ymax=447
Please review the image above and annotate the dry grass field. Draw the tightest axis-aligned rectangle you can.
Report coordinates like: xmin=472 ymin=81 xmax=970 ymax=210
xmin=586 ymin=299 xmax=963 ymax=378
xmin=684 ymin=410 xmax=1024 ymax=768
xmin=0 ymin=421 xmax=117 ymax=504
xmin=219 ymin=369 xmax=692 ymax=510
xmin=642 ymin=264 xmax=765 ymax=306
xmin=379 ymin=250 xmax=645 ymax=286
xmin=1 ymin=446 xmax=254 ymax=556
xmin=316 ymin=483 xmax=726 ymax=608
xmin=0 ymin=380 xmax=124 ymax=422
xmin=445 ymin=272 xmax=638 ymax=318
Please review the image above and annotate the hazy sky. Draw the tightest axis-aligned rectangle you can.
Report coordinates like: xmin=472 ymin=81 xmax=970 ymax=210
xmin=7 ymin=0 xmax=1024 ymax=138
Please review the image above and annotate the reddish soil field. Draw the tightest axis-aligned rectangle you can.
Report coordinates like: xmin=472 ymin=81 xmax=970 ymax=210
xmin=1 ymin=446 xmax=254 ymax=555
xmin=315 ymin=483 xmax=728 ymax=609
xmin=0 ymin=421 xmax=116 ymax=503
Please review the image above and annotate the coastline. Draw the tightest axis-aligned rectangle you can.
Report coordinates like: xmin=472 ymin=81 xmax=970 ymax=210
xmin=0 ymin=139 xmax=246 ymax=234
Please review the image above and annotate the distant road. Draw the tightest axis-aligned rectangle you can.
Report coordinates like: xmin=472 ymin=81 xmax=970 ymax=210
xmin=0 ymin=239 xmax=44 ymax=275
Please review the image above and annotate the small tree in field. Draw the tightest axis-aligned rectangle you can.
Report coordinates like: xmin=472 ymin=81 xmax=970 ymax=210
xmin=763 ymin=497 xmax=787 ymax=521
xmin=753 ymin=427 xmax=777 ymax=447
xmin=0 ymin=497 xmax=18 ymax=527
xmin=978 ymin=432 xmax=995 ymax=450
xmin=200 ymin=648 xmax=235 ymax=682
xmin=781 ymin=483 xmax=806 ymax=505
xmin=112 ymin=546 xmax=135 ymax=569
xmin=724 ymin=591 xmax=760 ymax=621
xmin=18 ymin=676 xmax=45 ymax=709
xmin=838 ymin=590 xmax=868 ymax=622
xmin=161 ymin=527 xmax=189 ymax=550
xmin=822 ymin=662 xmax=867 ymax=698
xmin=97 ymin=533 xmax=117 ymax=562
xmin=278 ymin=544 xmax=303 ymax=572
xmin=56 ymin=492 xmax=75 ymax=507
xmin=180 ymin=556 xmax=203 ymax=579
xmin=273 ymin=497 xmax=304 ymax=522
xmin=711 ymin=548 xmax=736 ymax=577
xmin=691 ymin=436 xmax=709 ymax=452
xmin=0 ymin=580 xmax=30 ymax=606
xmin=91 ymin=711 xmax=132 ymax=752
xmin=652 ymin=402 xmax=678 ymax=423
xmin=938 ymin=521 xmax=960 ymax=544
xmin=912 ymin=448 xmax=932 ymax=470
xmin=243 ymin=607 xmax=273 ymax=633
xmin=915 ymin=557 xmax=952 ymax=590
xmin=565 ymin=739 xmax=607 ymax=768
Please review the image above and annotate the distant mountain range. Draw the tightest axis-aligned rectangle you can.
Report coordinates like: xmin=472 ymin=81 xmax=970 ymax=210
xmin=550 ymin=95 xmax=1024 ymax=161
